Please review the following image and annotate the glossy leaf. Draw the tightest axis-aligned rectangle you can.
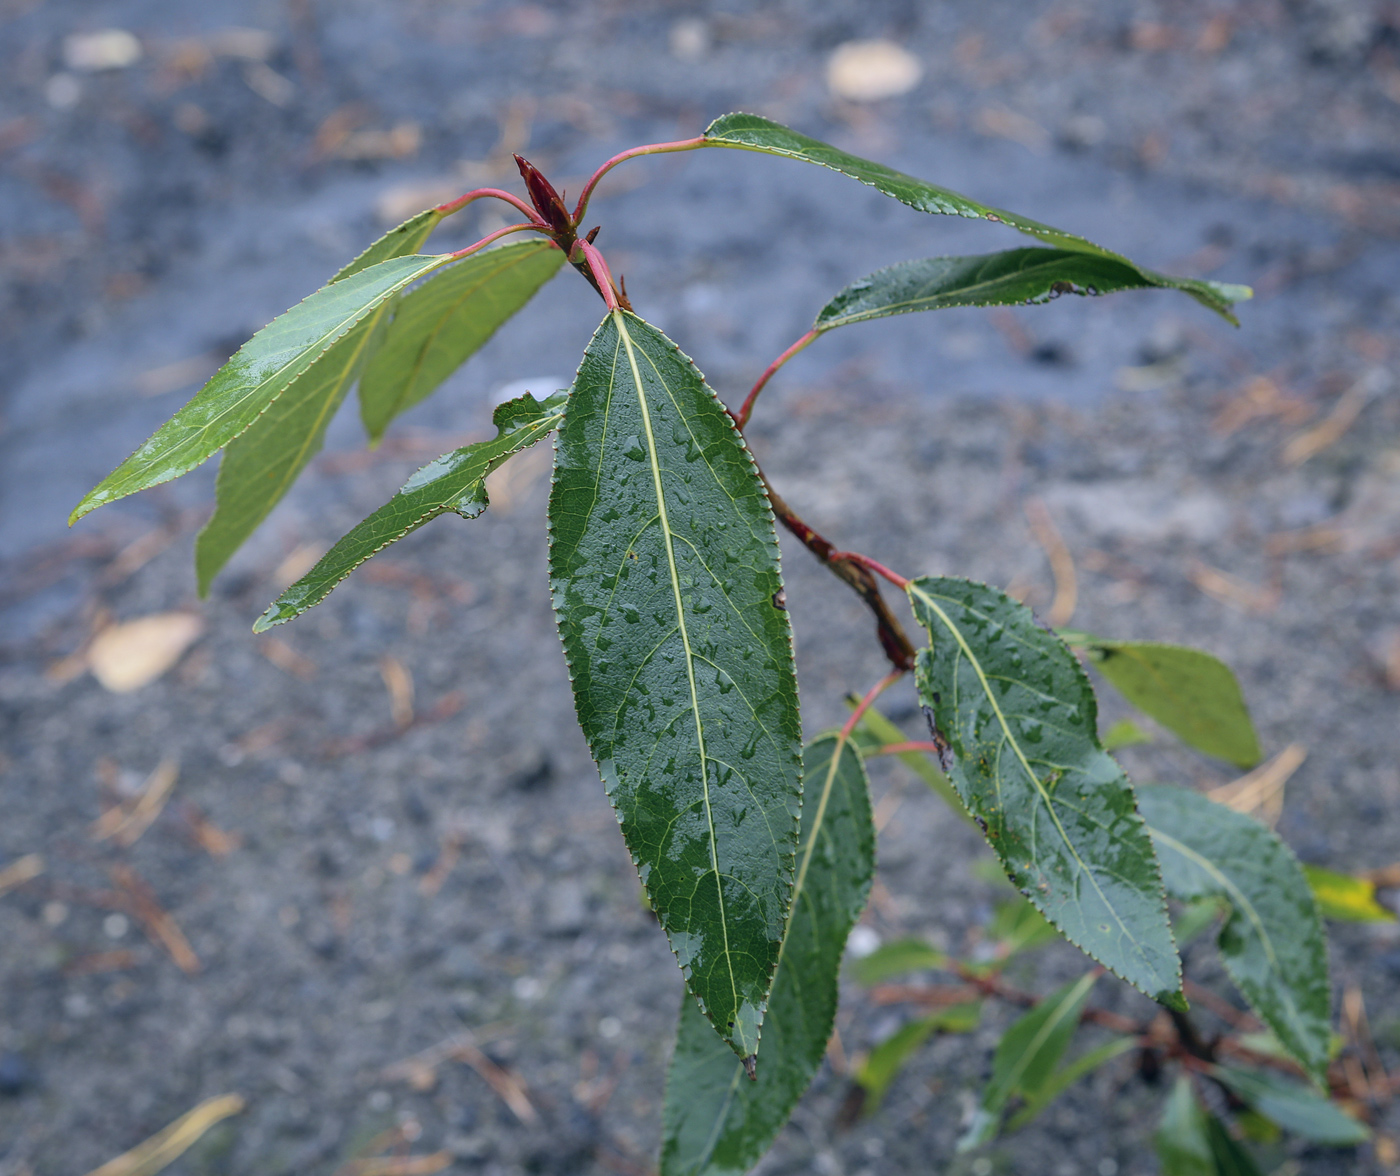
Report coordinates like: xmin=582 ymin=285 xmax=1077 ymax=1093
xmin=1073 ymin=638 xmax=1261 ymax=768
xmin=1139 ymin=785 xmax=1331 ymax=1082
xmin=358 ymin=239 xmax=564 ymax=442
xmin=1157 ymin=1077 xmax=1219 ymax=1176
xmin=959 ymin=972 xmax=1097 ymax=1150
xmin=1004 ymin=1035 xmax=1137 ymax=1130
xmin=71 ymin=252 xmax=450 ymax=524
xmin=660 ymin=735 xmax=874 ymax=1175
xmin=1303 ymin=865 xmax=1396 ymax=923
xmin=855 ymin=1003 xmax=981 ymax=1113
xmin=849 ymin=937 xmax=949 ymax=986
xmin=549 ymin=310 xmax=803 ymax=1060
xmin=813 ymin=249 xmax=1231 ymax=332
xmin=703 ymin=113 xmax=1249 ymax=323
xmin=1211 ymin=1066 xmax=1370 ymax=1146
xmin=256 ymin=391 xmax=564 ymax=631
xmin=193 ymin=214 xmax=448 ymax=593
xmin=908 ymin=577 xmax=1182 ymax=1007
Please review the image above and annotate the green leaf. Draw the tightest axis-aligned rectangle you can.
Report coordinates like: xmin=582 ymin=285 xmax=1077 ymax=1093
xmin=358 ymin=239 xmax=565 ymax=442
xmin=847 ymin=700 xmax=969 ymax=821
xmin=660 ymin=734 xmax=874 ymax=1175
xmin=1074 ymin=639 xmax=1262 ymax=768
xmin=855 ymin=1003 xmax=981 ymax=1113
xmin=1139 ymin=785 xmax=1331 ymax=1082
xmin=1202 ymin=1116 xmax=1267 ymax=1176
xmin=1173 ymin=897 xmax=1228 ymax=947
xmin=255 ymin=391 xmax=565 ymax=631
xmin=959 ymin=972 xmax=1097 ymax=1150
xmin=1102 ymin=718 xmax=1152 ymax=751
xmin=549 ymin=310 xmax=803 ymax=1060
xmin=71 ymin=252 xmax=451 ymax=524
xmin=1004 ymin=1035 xmax=1137 ymax=1131
xmin=1210 ymin=1067 xmax=1370 ymax=1146
xmin=813 ymin=249 xmax=1232 ymax=332
xmin=1303 ymin=865 xmax=1396 ymax=923
xmin=1156 ymin=1077 xmax=1218 ymax=1176
xmin=849 ymin=937 xmax=949 ymax=986
xmin=702 ymin=113 xmax=1250 ymax=323
xmin=193 ymin=214 xmax=449 ymax=594
xmin=908 ymin=577 xmax=1182 ymax=1007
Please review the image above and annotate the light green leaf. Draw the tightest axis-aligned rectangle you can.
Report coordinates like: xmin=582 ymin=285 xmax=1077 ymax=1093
xmin=849 ymin=937 xmax=949 ymax=986
xmin=358 ymin=239 xmax=565 ymax=442
xmin=549 ymin=310 xmax=803 ymax=1060
xmin=1072 ymin=639 xmax=1261 ymax=768
xmin=255 ymin=390 xmax=564 ymax=631
xmin=1004 ymin=1035 xmax=1137 ymax=1131
xmin=703 ymin=113 xmax=1249 ymax=323
xmin=959 ymin=972 xmax=1097 ymax=1150
xmin=855 ymin=1003 xmax=981 ymax=1113
xmin=193 ymin=214 xmax=448 ymax=593
xmin=1210 ymin=1067 xmax=1370 ymax=1146
xmin=1102 ymin=718 xmax=1152 ymax=751
xmin=71 ymin=252 xmax=450 ymax=524
xmin=660 ymin=735 xmax=874 ymax=1175
xmin=985 ymin=896 xmax=1059 ymax=960
xmin=1156 ymin=1077 xmax=1217 ymax=1176
xmin=1303 ymin=865 xmax=1396 ymax=923
xmin=1139 ymin=785 xmax=1331 ymax=1082
xmin=908 ymin=577 xmax=1182 ymax=1007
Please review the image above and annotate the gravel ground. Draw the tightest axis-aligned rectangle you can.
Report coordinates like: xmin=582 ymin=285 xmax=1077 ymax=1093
xmin=2 ymin=2 xmax=1399 ymax=1174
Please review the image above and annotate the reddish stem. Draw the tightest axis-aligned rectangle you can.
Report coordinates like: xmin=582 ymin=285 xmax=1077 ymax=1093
xmin=576 ymin=240 xmax=620 ymax=311
xmin=827 ymin=550 xmax=910 ymax=591
xmin=572 ymin=136 xmax=709 ymax=224
xmin=435 ymin=187 xmax=547 ymax=227
xmin=839 ymin=670 xmax=905 ymax=743
xmin=736 ymin=329 xmax=818 ymax=428
xmin=448 ymin=222 xmax=552 ymax=261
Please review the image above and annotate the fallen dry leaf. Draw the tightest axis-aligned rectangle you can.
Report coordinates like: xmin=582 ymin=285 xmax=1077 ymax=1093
xmin=84 ymin=1093 xmax=244 ymax=1176
xmin=0 ymin=853 xmax=44 ymax=897
xmin=827 ymin=40 xmax=923 ymax=102
xmin=91 ymin=758 xmax=179 ymax=847
xmin=88 ymin=613 xmax=204 ymax=693
xmin=1208 ymin=744 xmax=1306 ymax=828
xmin=1025 ymin=497 xmax=1077 ymax=626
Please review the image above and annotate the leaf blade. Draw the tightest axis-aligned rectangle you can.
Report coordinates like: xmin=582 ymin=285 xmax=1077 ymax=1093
xmin=855 ymin=1003 xmax=981 ymax=1113
xmin=661 ymin=735 xmax=874 ymax=1175
xmin=908 ymin=576 xmax=1182 ymax=1007
xmin=549 ymin=310 xmax=803 ymax=1059
xmin=1211 ymin=1066 xmax=1369 ymax=1146
xmin=71 ymin=252 xmax=449 ymax=523
xmin=358 ymin=239 xmax=564 ymax=441
xmin=254 ymin=390 xmax=564 ymax=630
xmin=1139 ymin=784 xmax=1331 ymax=1081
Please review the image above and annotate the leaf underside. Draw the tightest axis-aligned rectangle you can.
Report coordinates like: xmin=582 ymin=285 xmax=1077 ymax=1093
xmin=1083 ymin=640 xmax=1261 ymax=768
xmin=703 ymin=113 xmax=1248 ymax=323
xmin=71 ymin=251 xmax=450 ymax=524
xmin=358 ymin=238 xmax=565 ymax=442
xmin=661 ymin=734 xmax=874 ymax=1175
xmin=548 ymin=310 xmax=803 ymax=1060
xmin=1139 ymin=785 xmax=1331 ymax=1082
xmin=256 ymin=390 xmax=565 ymax=631
xmin=908 ymin=577 xmax=1182 ymax=1007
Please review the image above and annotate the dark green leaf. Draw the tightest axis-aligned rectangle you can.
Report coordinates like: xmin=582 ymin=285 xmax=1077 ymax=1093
xmin=1076 ymin=639 xmax=1261 ymax=768
xmin=855 ymin=1003 xmax=981 ymax=1113
xmin=358 ymin=239 xmax=564 ymax=442
xmin=1139 ymin=785 xmax=1331 ymax=1082
xmin=1211 ymin=1067 xmax=1370 ymax=1146
xmin=908 ymin=577 xmax=1182 ymax=1007
xmin=255 ymin=391 xmax=564 ymax=631
xmin=71 ymin=253 xmax=450 ymax=524
xmin=194 ymin=214 xmax=447 ymax=593
xmin=660 ymin=734 xmax=874 ymax=1175
xmin=1156 ymin=1077 xmax=1218 ymax=1176
xmin=959 ymin=972 xmax=1097 ymax=1150
xmin=1004 ymin=1035 xmax=1137 ymax=1131
xmin=549 ymin=310 xmax=803 ymax=1060
xmin=1303 ymin=865 xmax=1396 ymax=923
xmin=849 ymin=937 xmax=949 ymax=986
xmin=703 ymin=113 xmax=1249 ymax=323
xmin=813 ymin=249 xmax=1228 ymax=332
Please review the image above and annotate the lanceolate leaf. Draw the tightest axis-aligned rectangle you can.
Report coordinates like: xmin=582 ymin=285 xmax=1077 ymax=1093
xmin=1210 ymin=1066 xmax=1370 ymax=1146
xmin=1004 ymin=1035 xmax=1137 ymax=1131
xmin=908 ymin=577 xmax=1182 ymax=1007
xmin=71 ymin=252 xmax=451 ymax=524
xmin=1072 ymin=638 xmax=1261 ymax=768
xmin=855 ymin=1003 xmax=981 ymax=1113
xmin=549 ymin=310 xmax=803 ymax=1060
xmin=660 ymin=735 xmax=874 ymax=1175
xmin=1139 ymin=785 xmax=1331 ymax=1082
xmin=959 ymin=972 xmax=1097 ymax=1150
xmin=255 ymin=391 xmax=565 ymax=631
xmin=194 ymin=213 xmax=448 ymax=593
xmin=359 ymin=239 xmax=565 ymax=442
xmin=849 ymin=937 xmax=949 ymax=986
xmin=702 ymin=113 xmax=1249 ymax=323
xmin=813 ymin=249 xmax=1217 ymax=332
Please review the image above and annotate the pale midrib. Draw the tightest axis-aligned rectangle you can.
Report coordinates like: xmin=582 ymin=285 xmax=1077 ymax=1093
xmin=996 ymin=973 xmax=1095 ymax=1102
xmin=909 ymin=584 xmax=1154 ymax=977
xmin=613 ymin=311 xmax=741 ymax=1036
